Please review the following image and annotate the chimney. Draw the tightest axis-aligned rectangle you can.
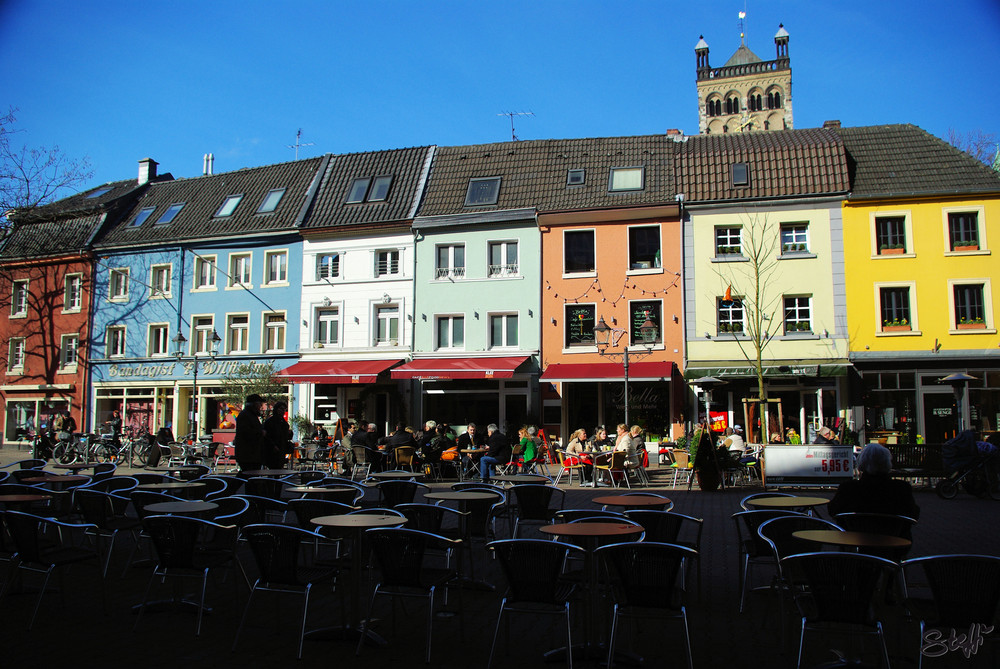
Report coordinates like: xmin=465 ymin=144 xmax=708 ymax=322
xmin=666 ymin=128 xmax=684 ymax=136
xmin=822 ymin=120 xmax=842 ymax=129
xmin=138 ymin=158 xmax=158 ymax=185
xmin=208 ymin=153 xmax=214 ymax=175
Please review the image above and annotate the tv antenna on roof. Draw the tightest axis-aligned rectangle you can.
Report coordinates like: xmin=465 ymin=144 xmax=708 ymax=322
xmin=498 ymin=111 xmax=534 ymax=141
xmin=287 ymin=128 xmax=315 ymax=160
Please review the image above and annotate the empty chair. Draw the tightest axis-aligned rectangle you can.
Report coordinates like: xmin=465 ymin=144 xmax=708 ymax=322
xmin=0 ymin=510 xmax=103 ymax=629
xmin=553 ymin=449 xmax=586 ymax=487
xmin=210 ymin=496 xmax=253 ymax=527
xmin=669 ymin=451 xmax=694 ymax=488
xmin=288 ymin=498 xmax=357 ymax=530
xmin=732 ymin=509 xmax=804 ymax=612
xmin=394 ymin=446 xmax=418 ymax=472
xmin=234 ymin=494 xmax=290 ymax=525
xmin=6 ymin=458 xmax=47 ymax=470
xmin=781 ymin=552 xmax=901 ymax=669
xmin=625 ymin=510 xmax=704 ymax=592
xmin=91 ymin=462 xmax=117 ymax=481
xmin=509 ymin=484 xmax=565 ymax=538
xmin=373 ymin=479 xmax=429 ymax=508
xmin=202 ymin=475 xmax=245 ymax=500
xmin=85 ymin=475 xmax=139 ymax=494
xmin=299 ymin=484 xmax=364 ymax=506
xmin=597 ymin=541 xmax=697 ymax=669
xmin=902 ymin=554 xmax=1000 ymax=669
xmin=357 ymin=527 xmax=463 ymax=663
xmin=244 ymin=476 xmax=291 ymax=500
xmin=554 ymin=508 xmax=626 ymax=524
xmin=487 ymin=539 xmax=583 ymax=669
xmin=233 ymin=523 xmax=339 ymax=659
xmin=133 ymin=473 xmax=181 ymax=485
xmin=74 ymin=488 xmax=141 ymax=578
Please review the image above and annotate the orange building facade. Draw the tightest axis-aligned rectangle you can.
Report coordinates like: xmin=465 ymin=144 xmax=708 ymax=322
xmin=539 ymin=205 xmax=685 ymax=442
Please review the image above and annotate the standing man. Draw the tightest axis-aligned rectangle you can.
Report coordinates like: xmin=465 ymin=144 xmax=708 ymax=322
xmin=234 ymin=394 xmax=266 ymax=473
xmin=106 ymin=409 xmax=123 ymax=446
xmin=263 ymin=400 xmax=293 ymax=469
xmin=339 ymin=421 xmax=357 ymax=476
xmin=480 ymin=423 xmax=511 ymax=483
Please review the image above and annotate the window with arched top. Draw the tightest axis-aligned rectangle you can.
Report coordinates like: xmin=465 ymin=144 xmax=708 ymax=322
xmin=706 ymin=98 xmax=722 ymax=117
xmin=726 ymin=96 xmax=740 ymax=115
xmin=748 ymin=94 xmax=763 ymax=112
xmin=767 ymin=90 xmax=783 ymax=109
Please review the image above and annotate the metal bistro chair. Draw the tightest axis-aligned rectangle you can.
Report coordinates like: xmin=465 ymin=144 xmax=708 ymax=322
xmin=669 ymin=451 xmax=694 ymax=489
xmin=732 ymin=509 xmax=805 ymax=613
xmin=594 ymin=451 xmax=629 ymax=488
xmin=625 ymin=510 xmax=704 ymax=595
xmin=598 ymin=541 xmax=697 ymax=669
xmin=553 ymin=450 xmax=585 ymax=487
xmin=509 ymin=484 xmax=565 ymax=538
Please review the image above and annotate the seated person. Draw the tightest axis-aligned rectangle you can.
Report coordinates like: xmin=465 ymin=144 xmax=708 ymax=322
xmin=565 ymin=428 xmax=593 ymax=482
xmin=587 ymin=425 xmax=613 ymax=451
xmin=813 ymin=425 xmax=839 ymax=444
xmin=421 ymin=424 xmax=452 ymax=466
xmin=828 ymin=443 xmax=920 ymax=534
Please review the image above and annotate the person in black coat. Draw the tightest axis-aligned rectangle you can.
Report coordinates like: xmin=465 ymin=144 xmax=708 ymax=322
xmin=480 ymin=423 xmax=511 ymax=482
xmin=234 ymin=394 xmax=267 ymax=473
xmin=828 ymin=443 xmax=920 ymax=533
xmin=262 ymin=400 xmax=293 ymax=469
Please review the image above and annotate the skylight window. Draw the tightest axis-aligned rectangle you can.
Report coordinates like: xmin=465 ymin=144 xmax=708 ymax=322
xmin=465 ymin=177 xmax=501 ymax=206
xmin=609 ymin=167 xmax=644 ymax=192
xmin=215 ymin=194 xmax=243 ymax=218
xmin=156 ymin=202 xmax=185 ymax=224
xmin=86 ymin=187 xmax=112 ymax=198
xmin=731 ymin=162 xmax=750 ymax=187
xmin=567 ymin=169 xmax=585 ymax=186
xmin=347 ymin=175 xmax=393 ymax=204
xmin=257 ymin=188 xmax=285 ymax=213
xmin=132 ymin=206 xmax=155 ymax=227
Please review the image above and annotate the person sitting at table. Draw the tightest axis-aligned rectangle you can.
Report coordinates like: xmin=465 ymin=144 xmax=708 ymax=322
xmin=614 ymin=424 xmax=633 ymax=453
xmin=513 ymin=426 xmax=536 ymax=473
xmin=480 ymin=423 xmax=510 ymax=483
xmin=813 ymin=425 xmax=840 ymax=444
xmin=312 ymin=424 xmax=330 ymax=445
xmin=828 ymin=443 xmax=920 ymax=533
xmin=565 ymin=428 xmax=593 ymax=483
xmin=587 ymin=425 xmax=613 ymax=451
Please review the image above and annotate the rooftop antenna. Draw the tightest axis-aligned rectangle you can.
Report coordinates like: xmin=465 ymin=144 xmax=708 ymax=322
xmin=497 ymin=111 xmax=534 ymax=141
xmin=287 ymin=128 xmax=315 ymax=160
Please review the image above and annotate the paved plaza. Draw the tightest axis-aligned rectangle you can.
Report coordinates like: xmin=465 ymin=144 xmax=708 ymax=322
xmin=2 ymin=445 xmax=998 ymax=668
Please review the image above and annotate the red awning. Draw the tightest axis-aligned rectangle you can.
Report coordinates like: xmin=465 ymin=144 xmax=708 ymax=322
xmin=540 ymin=362 xmax=675 ymax=382
xmin=277 ymin=359 xmax=402 ymax=384
xmin=390 ymin=356 xmax=529 ymax=380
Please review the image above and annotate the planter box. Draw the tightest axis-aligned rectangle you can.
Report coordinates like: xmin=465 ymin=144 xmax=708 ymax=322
xmin=957 ymin=322 xmax=986 ymax=330
xmin=879 ymin=248 xmax=905 ymax=255
xmin=882 ymin=325 xmax=911 ymax=332
xmin=954 ymin=245 xmax=979 ymax=252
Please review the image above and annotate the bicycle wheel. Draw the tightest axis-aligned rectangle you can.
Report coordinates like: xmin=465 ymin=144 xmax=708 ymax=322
xmin=53 ymin=442 xmax=78 ymax=465
xmin=936 ymin=478 xmax=958 ymax=500
xmin=92 ymin=443 xmax=113 ymax=463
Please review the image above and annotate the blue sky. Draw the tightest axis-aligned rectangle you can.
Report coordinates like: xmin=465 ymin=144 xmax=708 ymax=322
xmin=3 ymin=0 xmax=999 ymax=190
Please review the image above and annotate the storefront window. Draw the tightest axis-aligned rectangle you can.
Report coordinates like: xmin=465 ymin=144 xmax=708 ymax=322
xmin=970 ymin=370 xmax=1000 ymax=436
xmin=862 ymin=372 xmax=917 ymax=443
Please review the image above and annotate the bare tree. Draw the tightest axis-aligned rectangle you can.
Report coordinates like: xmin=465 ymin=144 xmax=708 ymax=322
xmin=218 ymin=360 xmax=290 ymax=416
xmin=947 ymin=128 xmax=1000 ymax=167
xmin=1 ymin=107 xmax=93 ymax=222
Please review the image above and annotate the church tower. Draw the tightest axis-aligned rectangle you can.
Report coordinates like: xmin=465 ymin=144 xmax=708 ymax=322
xmin=696 ymin=23 xmax=793 ymax=135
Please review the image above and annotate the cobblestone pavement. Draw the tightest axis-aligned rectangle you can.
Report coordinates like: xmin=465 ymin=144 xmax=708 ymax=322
xmin=2 ymin=446 xmax=998 ymax=668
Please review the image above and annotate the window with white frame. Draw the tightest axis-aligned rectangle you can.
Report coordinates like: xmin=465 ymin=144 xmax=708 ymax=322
xmin=375 ymin=249 xmax=400 ymax=277
xmin=947 ymin=211 xmax=981 ymax=251
xmin=628 ymin=226 xmax=661 ymax=270
xmin=192 ymin=317 xmax=216 ymax=354
xmin=435 ymin=315 xmax=465 ymax=349
xmin=609 ymin=167 xmax=644 ymax=192
xmin=488 ymin=241 xmax=518 ymax=277
xmin=148 ymin=324 xmax=169 ymax=357
xmin=316 ymin=253 xmax=340 ymax=280
xmin=954 ymin=283 xmax=986 ymax=327
xmin=879 ymin=286 xmax=912 ymax=329
xmin=490 ymin=313 xmax=518 ymax=348
xmin=109 ymin=268 xmax=129 ymax=301
xmin=875 ymin=216 xmax=907 ymax=254
xmin=715 ymin=227 xmax=742 ymax=256
xmin=565 ymin=304 xmax=596 ymax=347
xmin=564 ymin=230 xmax=596 ymax=274
xmin=60 ymin=334 xmax=79 ymax=369
xmin=64 ymin=274 xmax=82 ymax=312
xmin=107 ymin=325 xmax=126 ymax=358
xmin=229 ymin=253 xmax=251 ymax=287
xmin=264 ymin=251 xmax=288 ymax=285
xmin=784 ymin=296 xmax=812 ymax=334
xmin=150 ymin=264 xmax=171 ymax=297
xmin=8 ymin=338 xmax=25 ymax=371
xmin=314 ymin=307 xmax=340 ymax=346
xmin=780 ymin=223 xmax=809 ymax=254
xmin=435 ymin=245 xmax=465 ymax=279
xmin=11 ymin=280 xmax=28 ymax=316
xmin=264 ymin=312 xmax=286 ymax=352
xmin=227 ymin=314 xmax=249 ymax=354
xmin=194 ymin=256 xmax=217 ymax=290
xmin=374 ymin=305 xmax=399 ymax=345
xmin=718 ymin=297 xmax=744 ymax=334
xmin=629 ymin=301 xmax=662 ymax=345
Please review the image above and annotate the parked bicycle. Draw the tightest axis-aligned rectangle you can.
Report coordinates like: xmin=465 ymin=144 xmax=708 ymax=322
xmin=52 ymin=432 xmax=91 ymax=464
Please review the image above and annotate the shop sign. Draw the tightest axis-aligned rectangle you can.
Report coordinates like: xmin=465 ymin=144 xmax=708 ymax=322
xmin=107 ymin=359 xmax=278 ymax=380
xmin=765 ymin=444 xmax=855 ymax=485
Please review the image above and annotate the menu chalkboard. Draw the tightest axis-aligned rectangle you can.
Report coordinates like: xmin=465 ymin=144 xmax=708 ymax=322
xmin=629 ymin=301 xmax=661 ymax=344
xmin=567 ymin=305 xmax=596 ymax=345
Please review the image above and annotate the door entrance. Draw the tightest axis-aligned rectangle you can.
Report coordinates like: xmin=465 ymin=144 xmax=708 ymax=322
xmin=922 ymin=391 xmax=956 ymax=444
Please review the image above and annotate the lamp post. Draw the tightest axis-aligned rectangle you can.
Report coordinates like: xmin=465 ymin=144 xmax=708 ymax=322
xmin=689 ymin=376 xmax=727 ymax=430
xmin=173 ymin=329 xmax=221 ymax=439
xmin=940 ymin=372 xmax=977 ymax=434
xmin=593 ymin=315 xmax=658 ymax=426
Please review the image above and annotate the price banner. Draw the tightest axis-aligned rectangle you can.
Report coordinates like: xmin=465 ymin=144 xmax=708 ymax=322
xmin=764 ymin=444 xmax=855 ymax=486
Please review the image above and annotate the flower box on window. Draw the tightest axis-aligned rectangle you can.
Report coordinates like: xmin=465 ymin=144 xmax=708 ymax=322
xmin=953 ymin=244 xmax=979 ymax=252
xmin=956 ymin=321 xmax=986 ymax=330
xmin=879 ymin=246 xmax=905 ymax=255
xmin=882 ymin=325 xmax=911 ymax=333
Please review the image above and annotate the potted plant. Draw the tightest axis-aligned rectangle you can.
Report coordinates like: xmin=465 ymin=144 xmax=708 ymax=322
xmin=957 ymin=316 xmax=986 ymax=330
xmin=882 ymin=318 xmax=911 ymax=332
xmin=880 ymin=243 xmax=905 ymax=255
xmin=953 ymin=239 xmax=979 ymax=252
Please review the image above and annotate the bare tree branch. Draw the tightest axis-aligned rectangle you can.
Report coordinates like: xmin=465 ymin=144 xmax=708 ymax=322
xmin=947 ymin=128 xmax=999 ymax=166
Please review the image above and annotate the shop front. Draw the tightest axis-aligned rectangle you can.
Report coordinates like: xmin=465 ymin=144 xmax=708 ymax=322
xmin=2 ymin=385 xmax=73 ymax=444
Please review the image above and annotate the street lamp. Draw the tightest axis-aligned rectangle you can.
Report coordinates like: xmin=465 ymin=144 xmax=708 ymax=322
xmin=173 ymin=329 xmax=221 ymax=439
xmin=940 ymin=372 xmax=977 ymax=433
xmin=689 ymin=376 xmax=727 ymax=430
xmin=594 ymin=315 xmax=658 ymax=425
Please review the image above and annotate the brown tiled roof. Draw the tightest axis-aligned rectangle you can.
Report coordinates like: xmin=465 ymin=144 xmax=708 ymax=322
xmin=673 ymin=128 xmax=850 ymax=203
xmin=300 ymin=146 xmax=433 ymax=230
xmin=0 ymin=213 xmax=105 ymax=260
xmin=417 ymin=135 xmax=677 ymax=218
xmin=7 ymin=177 xmax=162 ymax=224
xmin=94 ymin=157 xmax=326 ymax=249
xmin=835 ymin=124 xmax=1000 ymax=198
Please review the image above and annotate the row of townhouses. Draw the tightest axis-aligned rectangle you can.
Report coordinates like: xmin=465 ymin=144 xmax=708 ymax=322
xmin=2 ymin=123 xmax=999 ymax=447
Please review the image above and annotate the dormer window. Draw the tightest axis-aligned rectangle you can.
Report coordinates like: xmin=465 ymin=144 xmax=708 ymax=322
xmin=731 ymin=163 xmax=749 ymax=187
xmin=609 ymin=167 xmax=644 ymax=192
xmin=215 ymin=194 xmax=243 ymax=218
xmin=465 ymin=177 xmax=501 ymax=206
xmin=132 ymin=206 xmax=155 ymax=227
xmin=347 ymin=175 xmax=393 ymax=203
xmin=257 ymin=188 xmax=285 ymax=213
xmin=567 ymin=169 xmax=585 ymax=186
xmin=156 ymin=202 xmax=185 ymax=224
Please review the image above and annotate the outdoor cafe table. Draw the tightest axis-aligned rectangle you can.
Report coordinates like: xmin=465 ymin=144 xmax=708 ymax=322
xmin=309 ymin=513 xmax=407 ymax=643
xmin=21 ymin=474 xmax=90 ymax=489
xmin=0 ymin=493 xmax=53 ymax=510
xmin=424 ymin=490 xmax=501 ymax=588
xmin=540 ymin=521 xmax=644 ymax=660
xmin=593 ymin=494 xmax=672 ymax=510
xmin=792 ymin=529 xmax=912 ymax=551
xmin=493 ymin=473 xmax=549 ymax=485
xmin=239 ymin=468 xmax=292 ymax=478
xmin=367 ymin=470 xmax=424 ymax=481
xmin=52 ymin=462 xmax=99 ymax=473
xmin=135 ymin=481 xmax=207 ymax=499
xmin=745 ymin=496 xmax=829 ymax=513
xmin=144 ymin=500 xmax=218 ymax=518
xmin=579 ymin=451 xmax=613 ymax=488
